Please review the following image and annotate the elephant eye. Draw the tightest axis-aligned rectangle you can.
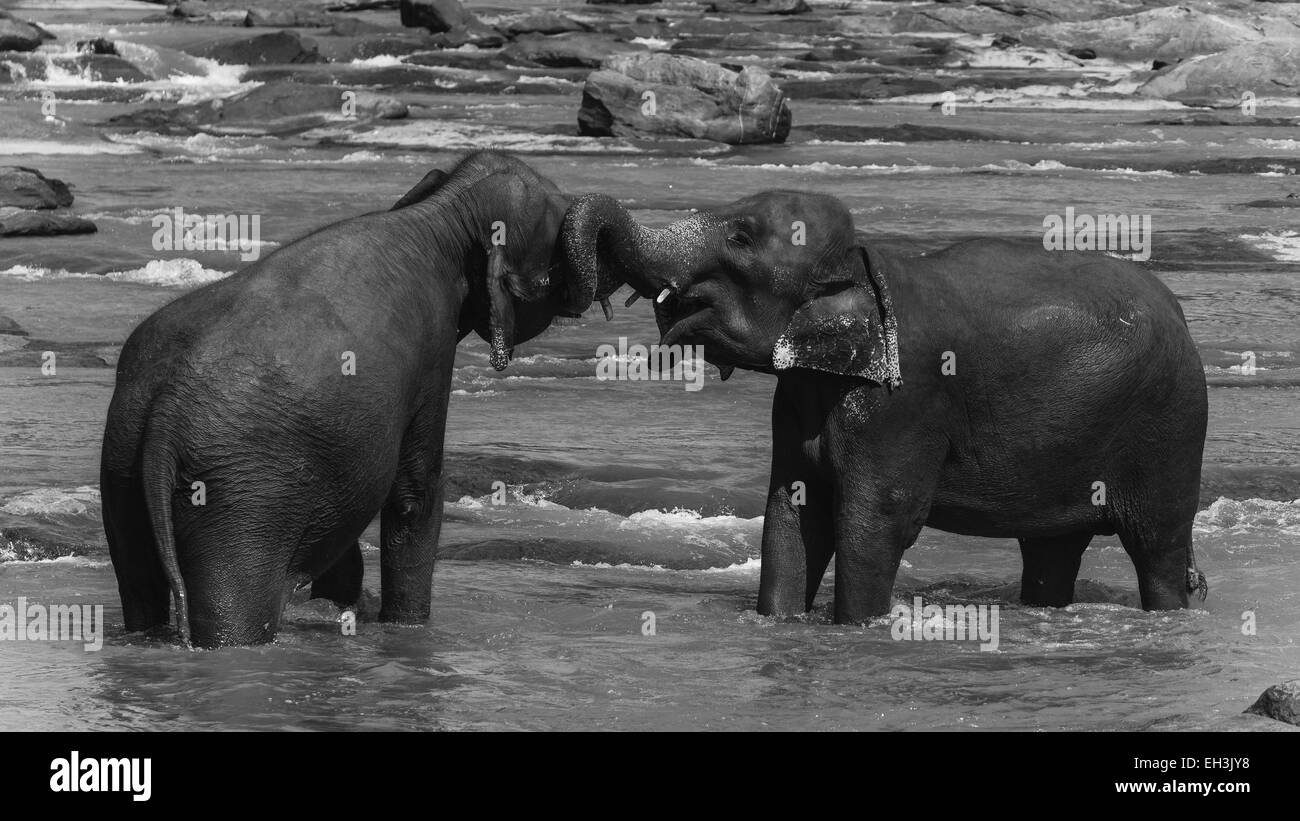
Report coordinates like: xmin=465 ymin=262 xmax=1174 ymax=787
xmin=727 ymin=230 xmax=752 ymax=248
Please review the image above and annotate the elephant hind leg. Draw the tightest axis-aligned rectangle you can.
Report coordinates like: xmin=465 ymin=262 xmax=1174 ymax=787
xmin=103 ymin=474 xmax=170 ymax=632
xmin=311 ymin=540 xmax=363 ymax=608
xmin=1118 ymin=518 xmax=1197 ymax=611
xmin=1018 ymin=534 xmax=1091 ymax=607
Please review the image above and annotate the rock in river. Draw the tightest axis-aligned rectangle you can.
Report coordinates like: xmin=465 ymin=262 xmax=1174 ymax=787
xmin=1245 ymin=680 xmax=1300 ymax=726
xmin=0 ymin=167 xmax=74 ymax=210
xmin=578 ymin=53 xmax=791 ymax=144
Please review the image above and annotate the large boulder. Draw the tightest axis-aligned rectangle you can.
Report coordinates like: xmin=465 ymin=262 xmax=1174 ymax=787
xmin=1245 ymin=680 xmax=1300 ymax=726
xmin=578 ymin=53 xmax=791 ymax=144
xmin=1020 ymin=7 xmax=1282 ymax=61
xmin=194 ymin=30 xmax=321 ymax=65
xmin=0 ymin=167 xmax=74 ymax=210
xmin=400 ymin=0 xmax=471 ymax=33
xmin=1138 ymin=40 xmax=1300 ymax=104
xmin=502 ymin=33 xmax=645 ymax=68
xmin=0 ymin=13 xmax=55 ymax=52
xmin=0 ymin=210 xmax=97 ymax=237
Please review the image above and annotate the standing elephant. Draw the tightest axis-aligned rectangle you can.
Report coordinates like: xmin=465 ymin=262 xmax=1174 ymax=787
xmin=101 ymin=151 xmax=616 ymax=647
xmin=564 ymin=190 xmax=1209 ymax=623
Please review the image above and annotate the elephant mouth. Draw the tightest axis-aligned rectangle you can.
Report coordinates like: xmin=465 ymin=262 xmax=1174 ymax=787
xmin=653 ymin=291 xmax=711 ymax=347
xmin=653 ymin=291 xmax=742 ymax=381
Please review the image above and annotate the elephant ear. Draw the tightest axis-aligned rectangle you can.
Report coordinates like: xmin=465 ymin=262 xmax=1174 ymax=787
xmin=390 ymin=168 xmax=449 ymax=210
xmin=772 ymin=247 xmax=902 ymax=389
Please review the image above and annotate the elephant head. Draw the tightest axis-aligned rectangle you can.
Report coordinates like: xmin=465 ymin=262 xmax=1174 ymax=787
xmin=392 ymin=151 xmax=620 ymax=370
xmin=561 ymin=190 xmax=901 ymax=387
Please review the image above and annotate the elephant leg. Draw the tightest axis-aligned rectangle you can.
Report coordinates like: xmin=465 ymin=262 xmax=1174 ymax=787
xmin=757 ymin=477 xmax=832 ymax=616
xmin=829 ymin=430 xmax=945 ymax=625
xmin=102 ymin=472 xmax=170 ymax=632
xmin=1119 ymin=517 xmax=1194 ymax=610
xmin=378 ymin=395 xmax=450 ymax=624
xmin=1018 ymin=534 xmax=1090 ymax=607
xmin=831 ymin=500 xmax=926 ymax=625
xmin=311 ymin=540 xmax=363 ymax=608
xmin=757 ymin=384 xmax=833 ymax=617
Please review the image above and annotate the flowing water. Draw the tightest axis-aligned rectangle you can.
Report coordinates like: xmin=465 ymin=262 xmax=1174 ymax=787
xmin=1 ymin=6 xmax=1299 ymax=731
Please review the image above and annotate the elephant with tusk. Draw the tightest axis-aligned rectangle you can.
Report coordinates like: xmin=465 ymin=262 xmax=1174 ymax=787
xmin=563 ymin=189 xmax=1209 ymax=624
xmin=101 ymin=151 xmax=619 ymax=647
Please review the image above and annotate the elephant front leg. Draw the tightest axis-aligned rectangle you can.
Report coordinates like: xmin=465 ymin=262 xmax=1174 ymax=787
xmin=757 ymin=479 xmax=832 ymax=617
xmin=757 ymin=391 xmax=833 ymax=618
xmin=830 ymin=449 xmax=942 ymax=625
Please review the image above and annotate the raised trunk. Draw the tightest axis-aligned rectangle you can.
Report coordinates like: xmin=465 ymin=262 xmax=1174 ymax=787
xmin=561 ymin=193 xmax=679 ymax=302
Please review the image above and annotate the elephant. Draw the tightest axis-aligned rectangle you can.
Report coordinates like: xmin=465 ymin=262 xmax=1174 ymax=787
xmin=101 ymin=151 xmax=618 ymax=647
xmin=564 ymin=189 xmax=1209 ymax=623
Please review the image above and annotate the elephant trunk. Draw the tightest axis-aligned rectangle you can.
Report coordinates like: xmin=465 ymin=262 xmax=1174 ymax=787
xmin=561 ymin=194 xmax=691 ymax=308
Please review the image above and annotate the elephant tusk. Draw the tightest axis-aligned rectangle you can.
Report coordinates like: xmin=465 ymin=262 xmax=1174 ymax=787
xmin=624 ymin=292 xmax=641 ymax=308
xmin=656 ymin=288 xmax=673 ymax=304
xmin=600 ymin=297 xmax=614 ymax=322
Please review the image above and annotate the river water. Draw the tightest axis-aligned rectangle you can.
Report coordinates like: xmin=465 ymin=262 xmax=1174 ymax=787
xmin=1 ymin=4 xmax=1298 ymax=730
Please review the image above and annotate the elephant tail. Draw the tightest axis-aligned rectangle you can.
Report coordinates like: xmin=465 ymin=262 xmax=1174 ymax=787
xmin=141 ymin=429 xmax=191 ymax=646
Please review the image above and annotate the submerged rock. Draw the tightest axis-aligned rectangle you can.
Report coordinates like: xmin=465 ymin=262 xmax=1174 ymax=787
xmin=1138 ymin=40 xmax=1300 ymax=104
xmin=194 ymin=30 xmax=322 ymax=65
xmin=579 ymin=53 xmax=791 ymax=144
xmin=0 ymin=315 xmax=28 ymax=336
xmin=497 ymin=12 xmax=589 ymax=38
xmin=399 ymin=0 xmax=471 ymax=32
xmin=430 ymin=21 xmax=506 ymax=49
xmin=243 ymin=8 xmax=334 ymax=28
xmin=1246 ymin=680 xmax=1300 ymax=725
xmin=0 ymin=167 xmax=74 ymax=210
xmin=503 ymin=32 xmax=644 ymax=68
xmin=1243 ymin=194 xmax=1300 ymax=208
xmin=702 ymin=0 xmax=810 ymax=15
xmin=1020 ymin=7 xmax=1271 ymax=60
xmin=0 ymin=210 xmax=97 ymax=237
xmin=0 ymin=12 xmax=55 ymax=52
xmin=103 ymin=81 xmax=407 ymax=136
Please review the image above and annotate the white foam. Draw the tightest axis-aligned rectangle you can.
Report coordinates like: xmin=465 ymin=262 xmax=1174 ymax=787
xmin=349 ymin=55 xmax=406 ymax=67
xmin=0 ymin=139 xmax=140 ymax=156
xmin=1249 ymin=138 xmax=1300 ymax=150
xmin=1196 ymin=497 xmax=1300 ymax=534
xmin=1240 ymin=231 xmax=1300 ymax=262
xmin=0 ymin=486 xmax=100 ymax=516
xmin=0 ymin=259 xmax=232 ymax=286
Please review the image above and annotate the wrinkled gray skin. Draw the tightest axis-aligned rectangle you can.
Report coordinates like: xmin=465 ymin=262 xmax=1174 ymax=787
xmin=102 ymin=151 xmax=616 ymax=647
xmin=565 ymin=190 xmax=1209 ymax=623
